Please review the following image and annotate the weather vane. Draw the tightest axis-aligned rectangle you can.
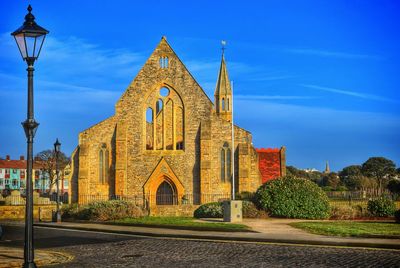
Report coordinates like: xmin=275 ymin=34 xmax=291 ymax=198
xmin=221 ymin=40 xmax=226 ymax=54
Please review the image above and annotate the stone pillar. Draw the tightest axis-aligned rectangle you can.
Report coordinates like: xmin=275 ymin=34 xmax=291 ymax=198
xmin=78 ymin=143 xmax=89 ymax=204
xmin=200 ymin=120 xmax=212 ymax=204
xmin=280 ymin=146 xmax=286 ymax=177
xmin=238 ymin=143 xmax=251 ymax=193
xmin=115 ymin=121 xmax=127 ymax=196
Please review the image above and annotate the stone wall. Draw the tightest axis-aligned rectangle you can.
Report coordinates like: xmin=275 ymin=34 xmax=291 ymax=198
xmin=150 ymin=204 xmax=200 ymax=217
xmin=0 ymin=205 xmax=56 ymax=221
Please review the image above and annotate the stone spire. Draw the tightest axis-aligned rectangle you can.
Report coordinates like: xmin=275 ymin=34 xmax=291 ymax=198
xmin=324 ymin=161 xmax=330 ymax=174
xmin=214 ymin=50 xmax=232 ymax=122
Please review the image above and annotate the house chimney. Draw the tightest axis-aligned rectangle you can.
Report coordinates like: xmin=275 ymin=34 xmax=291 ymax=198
xmin=6 ymin=155 xmax=10 ymax=160
xmin=20 ymin=156 xmax=25 ymax=160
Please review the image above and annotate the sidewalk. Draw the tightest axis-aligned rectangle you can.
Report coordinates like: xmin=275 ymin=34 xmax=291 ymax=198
xmin=34 ymin=219 xmax=400 ymax=250
xmin=0 ymin=247 xmax=73 ymax=268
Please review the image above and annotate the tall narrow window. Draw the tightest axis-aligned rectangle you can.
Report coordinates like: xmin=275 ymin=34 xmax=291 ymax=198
xmin=156 ymin=99 xmax=163 ymax=150
xmin=99 ymin=147 xmax=108 ymax=184
xmin=99 ymin=150 xmax=104 ymax=183
xmin=222 ymin=98 xmax=225 ymax=111
xmin=146 ymin=107 xmax=154 ymax=150
xmin=220 ymin=148 xmax=225 ymax=182
xmin=159 ymin=56 xmax=169 ymax=68
xmin=176 ymin=106 xmax=184 ymax=150
xmin=227 ymin=98 xmax=230 ymax=111
xmin=165 ymin=100 xmax=173 ymax=150
xmin=227 ymin=148 xmax=232 ymax=181
xmin=221 ymin=143 xmax=231 ymax=182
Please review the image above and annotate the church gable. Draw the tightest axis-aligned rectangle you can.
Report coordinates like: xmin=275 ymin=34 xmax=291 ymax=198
xmin=115 ymin=37 xmax=213 ymax=118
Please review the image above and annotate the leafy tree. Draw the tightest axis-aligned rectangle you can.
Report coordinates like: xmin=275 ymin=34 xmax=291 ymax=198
xmin=35 ymin=149 xmax=70 ymax=193
xmin=387 ymin=179 xmax=400 ymax=194
xmin=339 ymin=165 xmax=371 ymax=190
xmin=361 ymin=157 xmax=396 ymax=193
xmin=321 ymin=172 xmax=340 ymax=189
xmin=286 ymin=166 xmax=323 ymax=184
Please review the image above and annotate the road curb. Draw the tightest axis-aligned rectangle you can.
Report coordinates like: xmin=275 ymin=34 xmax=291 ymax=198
xmin=34 ymin=223 xmax=400 ymax=250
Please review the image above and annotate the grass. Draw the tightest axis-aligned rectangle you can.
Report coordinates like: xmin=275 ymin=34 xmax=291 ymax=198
xmin=110 ymin=216 xmax=251 ymax=232
xmin=290 ymin=221 xmax=400 ymax=238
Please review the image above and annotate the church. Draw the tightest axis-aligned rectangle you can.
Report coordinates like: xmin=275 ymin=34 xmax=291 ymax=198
xmin=69 ymin=37 xmax=285 ymax=215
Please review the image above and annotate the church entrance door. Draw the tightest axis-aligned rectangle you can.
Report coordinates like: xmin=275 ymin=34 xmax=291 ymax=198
xmin=156 ymin=180 xmax=177 ymax=205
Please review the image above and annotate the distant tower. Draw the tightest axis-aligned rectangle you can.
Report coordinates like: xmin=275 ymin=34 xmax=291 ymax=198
xmin=214 ymin=41 xmax=232 ymax=122
xmin=324 ymin=161 xmax=330 ymax=174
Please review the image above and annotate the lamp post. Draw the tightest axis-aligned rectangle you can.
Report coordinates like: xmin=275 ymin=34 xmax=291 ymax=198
xmin=54 ymin=139 xmax=61 ymax=223
xmin=11 ymin=5 xmax=48 ymax=268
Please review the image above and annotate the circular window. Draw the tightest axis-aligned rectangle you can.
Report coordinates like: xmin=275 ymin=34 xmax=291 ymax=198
xmin=159 ymin=87 xmax=169 ymax=97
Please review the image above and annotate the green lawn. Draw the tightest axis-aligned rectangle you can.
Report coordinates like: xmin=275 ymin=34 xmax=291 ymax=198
xmin=290 ymin=221 xmax=400 ymax=238
xmin=110 ymin=217 xmax=251 ymax=232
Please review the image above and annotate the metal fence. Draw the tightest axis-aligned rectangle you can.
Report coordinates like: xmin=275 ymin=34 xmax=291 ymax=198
xmin=77 ymin=193 xmax=232 ymax=208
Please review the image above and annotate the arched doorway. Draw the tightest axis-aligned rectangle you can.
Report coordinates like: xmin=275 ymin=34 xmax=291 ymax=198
xmin=156 ymin=180 xmax=177 ymax=205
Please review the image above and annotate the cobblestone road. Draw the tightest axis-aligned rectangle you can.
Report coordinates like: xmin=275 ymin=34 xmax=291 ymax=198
xmin=1 ymin=224 xmax=399 ymax=268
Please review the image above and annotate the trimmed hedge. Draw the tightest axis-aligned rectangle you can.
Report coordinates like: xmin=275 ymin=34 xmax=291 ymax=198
xmin=62 ymin=200 xmax=146 ymax=221
xmin=194 ymin=202 xmax=223 ymax=218
xmin=367 ymin=197 xmax=396 ymax=217
xmin=193 ymin=200 xmax=267 ymax=219
xmin=255 ymin=176 xmax=330 ymax=219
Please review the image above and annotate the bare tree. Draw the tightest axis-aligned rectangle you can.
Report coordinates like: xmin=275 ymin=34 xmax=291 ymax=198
xmin=35 ymin=149 xmax=70 ymax=193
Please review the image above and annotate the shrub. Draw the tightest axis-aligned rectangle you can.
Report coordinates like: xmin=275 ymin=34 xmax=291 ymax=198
xmin=194 ymin=201 xmax=267 ymax=219
xmin=194 ymin=202 xmax=223 ymax=218
xmin=329 ymin=205 xmax=365 ymax=220
xmin=236 ymin=192 xmax=256 ymax=202
xmin=367 ymin=197 xmax=396 ymax=217
xmin=255 ymin=176 xmax=330 ymax=219
xmin=395 ymin=209 xmax=400 ymax=223
xmin=242 ymin=200 xmax=268 ymax=218
xmin=63 ymin=200 xmax=146 ymax=221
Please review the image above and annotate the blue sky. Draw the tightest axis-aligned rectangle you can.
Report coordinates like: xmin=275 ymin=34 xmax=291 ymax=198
xmin=0 ymin=0 xmax=399 ymax=171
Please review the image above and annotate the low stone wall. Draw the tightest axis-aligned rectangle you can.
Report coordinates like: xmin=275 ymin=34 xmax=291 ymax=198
xmin=0 ymin=205 xmax=56 ymax=221
xmin=150 ymin=204 xmax=200 ymax=217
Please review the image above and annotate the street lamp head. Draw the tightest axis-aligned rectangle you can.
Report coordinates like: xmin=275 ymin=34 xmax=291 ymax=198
xmin=54 ymin=138 xmax=61 ymax=153
xmin=11 ymin=5 xmax=49 ymax=64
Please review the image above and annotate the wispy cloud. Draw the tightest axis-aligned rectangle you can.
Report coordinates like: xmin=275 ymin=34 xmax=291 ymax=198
xmin=301 ymin=84 xmax=398 ymax=103
xmin=286 ymin=48 xmax=383 ymax=60
xmin=236 ymin=94 xmax=317 ymax=100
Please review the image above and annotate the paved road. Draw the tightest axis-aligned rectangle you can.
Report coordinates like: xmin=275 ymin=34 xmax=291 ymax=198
xmin=1 ymin=224 xmax=400 ymax=268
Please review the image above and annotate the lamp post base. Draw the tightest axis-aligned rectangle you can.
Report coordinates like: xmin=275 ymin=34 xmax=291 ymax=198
xmin=52 ymin=211 xmax=62 ymax=223
xmin=23 ymin=261 xmax=37 ymax=268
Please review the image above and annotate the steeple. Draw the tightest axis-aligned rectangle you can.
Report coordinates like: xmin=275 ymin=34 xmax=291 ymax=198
xmin=324 ymin=161 xmax=330 ymax=174
xmin=214 ymin=44 xmax=232 ymax=122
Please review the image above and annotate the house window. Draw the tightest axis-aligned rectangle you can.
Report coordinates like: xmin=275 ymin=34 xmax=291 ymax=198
xmin=220 ymin=142 xmax=232 ymax=182
xmin=145 ymin=86 xmax=184 ymax=151
xmin=12 ymin=179 xmax=18 ymax=187
xmin=0 ymin=179 xmax=4 ymax=186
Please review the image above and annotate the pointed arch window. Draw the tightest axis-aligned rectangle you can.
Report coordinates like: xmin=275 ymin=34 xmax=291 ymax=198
xmin=221 ymin=142 xmax=232 ymax=182
xmin=99 ymin=145 xmax=108 ymax=184
xmin=222 ymin=98 xmax=225 ymax=111
xmin=146 ymin=108 xmax=154 ymax=150
xmin=145 ymin=86 xmax=184 ymax=151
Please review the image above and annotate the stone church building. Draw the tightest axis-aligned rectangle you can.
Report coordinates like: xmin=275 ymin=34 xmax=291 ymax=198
xmin=70 ymin=37 xmax=285 ymax=214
